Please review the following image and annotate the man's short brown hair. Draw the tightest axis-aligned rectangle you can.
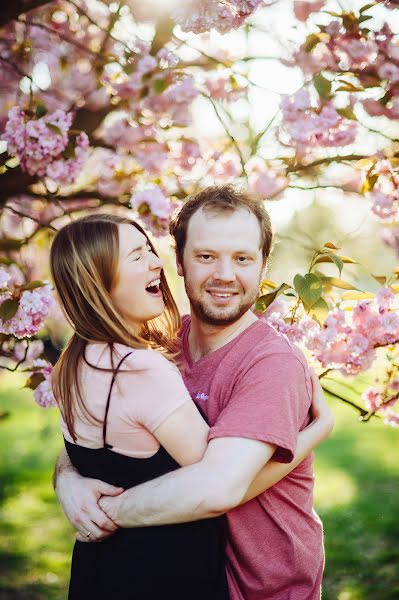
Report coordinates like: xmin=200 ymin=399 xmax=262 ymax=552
xmin=170 ymin=185 xmax=273 ymax=265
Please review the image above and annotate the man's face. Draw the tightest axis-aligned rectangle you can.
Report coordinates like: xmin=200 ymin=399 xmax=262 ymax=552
xmin=178 ymin=207 xmax=265 ymax=326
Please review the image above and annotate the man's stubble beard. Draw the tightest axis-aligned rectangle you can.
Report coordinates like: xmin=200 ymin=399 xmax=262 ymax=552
xmin=184 ymin=275 xmax=260 ymax=327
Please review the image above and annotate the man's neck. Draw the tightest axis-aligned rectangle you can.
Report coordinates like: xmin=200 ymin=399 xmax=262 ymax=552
xmin=188 ymin=309 xmax=258 ymax=362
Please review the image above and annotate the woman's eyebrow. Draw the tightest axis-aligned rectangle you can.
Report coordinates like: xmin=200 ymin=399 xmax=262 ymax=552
xmin=127 ymin=244 xmax=143 ymax=257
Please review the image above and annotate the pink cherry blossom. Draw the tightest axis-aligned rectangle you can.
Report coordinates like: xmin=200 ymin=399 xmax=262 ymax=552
xmin=171 ymin=140 xmax=202 ymax=172
xmin=208 ymin=152 xmax=242 ymax=181
xmin=247 ymin=159 xmax=289 ymax=198
xmin=134 ymin=142 xmax=169 ymax=175
xmin=13 ymin=339 xmax=44 ymax=363
xmin=280 ymin=91 xmax=357 ymax=153
xmin=173 ymin=0 xmax=264 ymax=35
xmin=362 ymin=387 xmax=384 ymax=412
xmin=369 ymin=191 xmax=398 ymax=221
xmin=0 ymin=284 xmax=54 ymax=339
xmin=205 ymin=75 xmax=246 ymax=102
xmin=31 ymin=359 xmax=56 ymax=408
xmin=131 ymin=186 xmax=175 ymax=236
xmin=0 ymin=269 xmax=10 ymax=289
xmin=294 ymin=1 xmax=326 ymax=22
xmin=383 ymin=409 xmax=399 ymax=427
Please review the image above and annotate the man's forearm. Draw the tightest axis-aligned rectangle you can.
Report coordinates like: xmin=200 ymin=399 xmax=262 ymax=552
xmin=100 ymin=436 xmax=276 ymax=528
xmin=101 ymin=459 xmax=231 ymax=528
xmin=53 ymin=446 xmax=78 ymax=491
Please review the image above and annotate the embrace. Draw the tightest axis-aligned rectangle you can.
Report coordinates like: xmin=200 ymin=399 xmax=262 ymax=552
xmin=51 ymin=185 xmax=334 ymax=600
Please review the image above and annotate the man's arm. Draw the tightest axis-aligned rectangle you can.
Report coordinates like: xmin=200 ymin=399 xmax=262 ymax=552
xmin=242 ymin=367 xmax=334 ymax=503
xmin=54 ymin=447 xmax=123 ymax=538
xmin=96 ymin=437 xmax=276 ymax=533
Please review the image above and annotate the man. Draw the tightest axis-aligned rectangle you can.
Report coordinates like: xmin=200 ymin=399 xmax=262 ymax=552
xmin=55 ymin=186 xmax=333 ymax=599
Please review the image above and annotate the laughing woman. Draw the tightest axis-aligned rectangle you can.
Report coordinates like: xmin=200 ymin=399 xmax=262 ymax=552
xmin=50 ymin=214 xmax=330 ymax=600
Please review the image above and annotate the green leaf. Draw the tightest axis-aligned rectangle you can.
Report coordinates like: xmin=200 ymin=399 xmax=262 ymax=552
xmin=293 ymin=273 xmax=323 ymax=310
xmin=314 ymin=253 xmax=344 ymax=276
xmin=358 ymin=14 xmax=373 ymax=24
xmin=0 ymin=298 xmax=19 ymax=321
xmin=342 ymin=291 xmax=374 ymax=300
xmin=24 ymin=372 xmax=45 ymax=390
xmin=336 ymin=107 xmax=357 ymax=120
xmin=152 ymin=79 xmax=168 ymax=95
xmin=309 ymin=297 xmax=329 ymax=324
xmin=372 ymin=274 xmax=387 ymax=286
xmin=338 ymin=255 xmax=358 ymax=264
xmin=35 ymin=103 xmax=48 ymax=118
xmin=313 ymin=74 xmax=332 ymax=100
xmin=304 ymin=33 xmax=322 ymax=53
xmin=46 ymin=122 xmax=63 ymax=135
xmin=359 ymin=3 xmax=377 ymax=14
xmin=0 ymin=257 xmax=13 ymax=266
xmin=336 ymin=85 xmax=364 ymax=93
xmin=19 ymin=280 xmax=45 ymax=292
xmin=320 ymin=276 xmax=358 ymax=290
xmin=256 ymin=283 xmax=290 ymax=312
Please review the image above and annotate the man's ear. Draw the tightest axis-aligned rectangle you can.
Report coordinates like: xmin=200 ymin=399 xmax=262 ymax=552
xmin=176 ymin=256 xmax=184 ymax=277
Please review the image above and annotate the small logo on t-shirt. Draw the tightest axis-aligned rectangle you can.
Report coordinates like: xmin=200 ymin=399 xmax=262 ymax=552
xmin=196 ymin=392 xmax=209 ymax=401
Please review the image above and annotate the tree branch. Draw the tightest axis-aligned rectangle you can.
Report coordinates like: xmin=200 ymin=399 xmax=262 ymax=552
xmin=0 ymin=0 xmax=51 ymax=27
xmin=286 ymin=154 xmax=370 ymax=174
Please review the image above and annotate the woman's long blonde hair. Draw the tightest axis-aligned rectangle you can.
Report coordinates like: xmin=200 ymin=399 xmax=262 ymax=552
xmin=50 ymin=213 xmax=181 ymax=441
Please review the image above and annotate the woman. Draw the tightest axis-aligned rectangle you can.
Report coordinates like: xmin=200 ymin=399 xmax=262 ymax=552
xmin=50 ymin=214 xmax=331 ymax=600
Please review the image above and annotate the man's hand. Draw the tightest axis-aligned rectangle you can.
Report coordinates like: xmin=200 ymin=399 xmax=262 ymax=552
xmin=56 ymin=468 xmax=124 ymax=542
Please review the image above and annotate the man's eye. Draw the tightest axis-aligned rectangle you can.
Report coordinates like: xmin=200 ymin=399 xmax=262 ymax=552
xmin=200 ymin=254 xmax=213 ymax=261
xmin=237 ymin=256 xmax=249 ymax=263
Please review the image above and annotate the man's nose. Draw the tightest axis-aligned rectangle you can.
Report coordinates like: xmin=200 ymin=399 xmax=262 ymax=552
xmin=213 ymin=259 xmax=236 ymax=282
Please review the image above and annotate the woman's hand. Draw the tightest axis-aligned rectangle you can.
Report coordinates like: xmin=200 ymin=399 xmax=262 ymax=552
xmin=56 ymin=467 xmax=123 ymax=542
xmin=309 ymin=367 xmax=335 ymax=442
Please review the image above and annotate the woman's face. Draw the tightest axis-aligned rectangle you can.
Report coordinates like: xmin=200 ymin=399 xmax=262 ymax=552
xmin=111 ymin=224 xmax=165 ymax=325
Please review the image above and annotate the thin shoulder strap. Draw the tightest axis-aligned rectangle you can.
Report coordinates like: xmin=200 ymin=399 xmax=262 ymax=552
xmin=103 ymin=351 xmax=134 ymax=449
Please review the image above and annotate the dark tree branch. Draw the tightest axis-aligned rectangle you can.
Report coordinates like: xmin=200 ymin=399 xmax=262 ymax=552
xmin=0 ymin=0 xmax=51 ymax=27
xmin=0 ymin=167 xmax=37 ymax=207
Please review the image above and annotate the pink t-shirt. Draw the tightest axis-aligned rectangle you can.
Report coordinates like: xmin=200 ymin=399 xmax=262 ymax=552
xmin=60 ymin=343 xmax=191 ymax=458
xmin=180 ymin=316 xmax=324 ymax=600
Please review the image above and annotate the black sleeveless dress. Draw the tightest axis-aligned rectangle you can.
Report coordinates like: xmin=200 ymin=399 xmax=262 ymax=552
xmin=65 ymin=353 xmax=229 ymax=600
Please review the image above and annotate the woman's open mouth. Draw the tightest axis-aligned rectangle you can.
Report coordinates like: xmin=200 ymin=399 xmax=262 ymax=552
xmin=145 ymin=278 xmax=162 ymax=297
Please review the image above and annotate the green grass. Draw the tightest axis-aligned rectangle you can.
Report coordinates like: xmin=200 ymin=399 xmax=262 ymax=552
xmin=0 ymin=372 xmax=398 ymax=599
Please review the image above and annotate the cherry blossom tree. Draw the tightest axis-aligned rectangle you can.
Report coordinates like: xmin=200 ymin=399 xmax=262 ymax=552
xmin=1 ymin=0 xmax=399 ymax=427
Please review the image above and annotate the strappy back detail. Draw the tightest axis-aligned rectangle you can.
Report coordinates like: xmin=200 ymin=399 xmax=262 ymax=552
xmin=102 ymin=351 xmax=134 ymax=448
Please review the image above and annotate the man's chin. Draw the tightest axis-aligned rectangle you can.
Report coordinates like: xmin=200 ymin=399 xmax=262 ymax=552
xmin=192 ymin=302 xmax=248 ymax=326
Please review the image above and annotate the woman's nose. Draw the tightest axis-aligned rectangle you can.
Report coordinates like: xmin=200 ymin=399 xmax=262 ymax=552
xmin=150 ymin=252 xmax=163 ymax=270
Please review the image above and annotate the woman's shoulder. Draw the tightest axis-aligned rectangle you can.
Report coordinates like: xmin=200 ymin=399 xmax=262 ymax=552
xmin=85 ymin=343 xmax=176 ymax=373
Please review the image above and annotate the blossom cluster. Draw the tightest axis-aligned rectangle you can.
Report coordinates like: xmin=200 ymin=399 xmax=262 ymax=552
xmin=3 ymin=107 xmax=89 ymax=185
xmin=265 ymin=288 xmax=399 ymax=376
xmin=31 ymin=359 xmax=56 ymax=408
xmin=361 ymin=385 xmax=399 ymax=426
xmin=280 ymin=90 xmax=357 ymax=155
xmin=0 ymin=268 xmax=54 ymax=339
xmin=292 ymin=17 xmax=399 ymax=121
xmin=365 ymin=160 xmax=399 ymax=222
xmin=130 ymin=186 xmax=176 ymax=237
xmin=173 ymin=0 xmax=264 ymax=34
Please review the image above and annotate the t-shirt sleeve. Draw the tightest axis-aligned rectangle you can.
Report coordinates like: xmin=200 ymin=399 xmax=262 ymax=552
xmin=120 ymin=353 xmax=193 ymax=433
xmin=208 ymin=352 xmax=312 ymax=463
